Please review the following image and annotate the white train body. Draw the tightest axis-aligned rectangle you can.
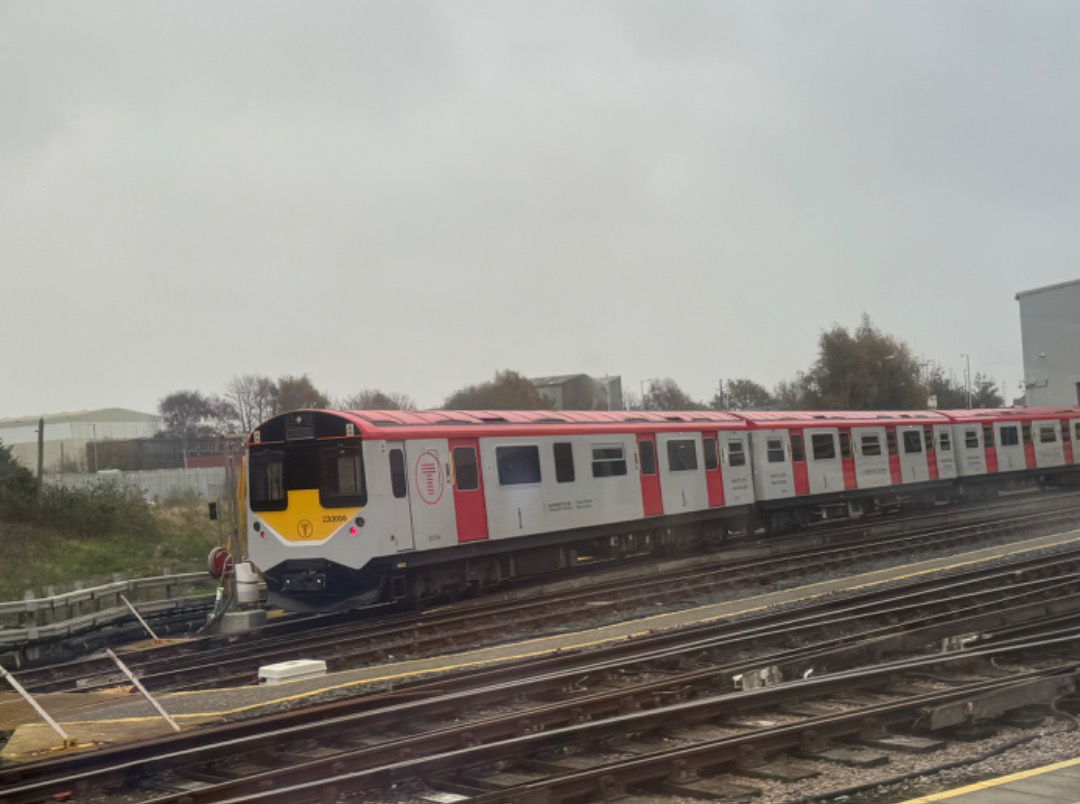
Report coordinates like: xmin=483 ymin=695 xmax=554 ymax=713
xmin=246 ymin=407 xmax=1080 ymax=611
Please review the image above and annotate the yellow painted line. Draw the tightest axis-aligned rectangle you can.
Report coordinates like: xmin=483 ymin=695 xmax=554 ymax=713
xmin=896 ymin=755 xmax=1080 ymax=802
xmin=36 ymin=528 xmax=1080 ymax=725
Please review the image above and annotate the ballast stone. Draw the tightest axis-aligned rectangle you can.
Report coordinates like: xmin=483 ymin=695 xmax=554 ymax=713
xmin=259 ymin=659 xmax=328 ymax=685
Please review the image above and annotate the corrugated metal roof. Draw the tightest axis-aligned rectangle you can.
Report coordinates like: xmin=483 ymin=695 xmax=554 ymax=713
xmin=530 ymin=374 xmax=588 ymax=387
xmin=940 ymin=407 xmax=1080 ymax=421
xmin=734 ymin=410 xmax=950 ymax=425
xmin=345 ymin=409 xmax=742 ymax=426
xmin=0 ymin=408 xmax=160 ymax=427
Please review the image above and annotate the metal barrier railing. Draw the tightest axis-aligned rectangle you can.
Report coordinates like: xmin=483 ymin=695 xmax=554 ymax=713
xmin=0 ymin=572 xmax=217 ymax=647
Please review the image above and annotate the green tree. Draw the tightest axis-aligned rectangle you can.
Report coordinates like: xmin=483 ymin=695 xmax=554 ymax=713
xmin=643 ymin=378 xmax=706 ymax=411
xmin=923 ymin=366 xmax=1004 ymax=409
xmin=972 ymin=374 xmax=1004 ymax=408
xmin=0 ymin=439 xmax=35 ymax=507
xmin=158 ymin=391 xmax=219 ymax=439
xmin=339 ymin=389 xmax=417 ymax=410
xmin=800 ymin=315 xmax=926 ymax=410
xmin=276 ymin=374 xmax=330 ymax=411
xmin=443 ymin=370 xmax=552 ymax=410
xmin=772 ymin=377 xmax=805 ymax=410
xmin=712 ymin=379 xmax=773 ymax=410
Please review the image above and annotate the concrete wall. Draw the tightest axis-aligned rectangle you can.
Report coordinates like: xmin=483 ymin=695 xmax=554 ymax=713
xmin=1017 ymin=281 xmax=1080 ymax=407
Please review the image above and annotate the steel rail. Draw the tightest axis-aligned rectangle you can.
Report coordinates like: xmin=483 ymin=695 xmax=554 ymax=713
xmin=6 ymin=562 xmax=1080 ymax=803
xmin=14 ymin=492 xmax=1080 ymax=695
xmin=27 ymin=502 xmax=1080 ymax=698
xmin=134 ymin=652 xmax=1080 ymax=803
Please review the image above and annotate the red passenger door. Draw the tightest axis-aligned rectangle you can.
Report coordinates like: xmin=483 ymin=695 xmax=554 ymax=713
xmin=637 ymin=435 xmax=663 ymax=516
xmin=703 ymin=433 xmax=725 ymax=507
xmin=790 ymin=430 xmax=809 ymax=495
xmin=449 ymin=439 xmax=488 ymax=542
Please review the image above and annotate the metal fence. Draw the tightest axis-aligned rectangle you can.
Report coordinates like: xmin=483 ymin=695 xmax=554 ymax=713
xmin=0 ymin=572 xmax=217 ymax=648
xmin=45 ymin=467 xmax=229 ymax=504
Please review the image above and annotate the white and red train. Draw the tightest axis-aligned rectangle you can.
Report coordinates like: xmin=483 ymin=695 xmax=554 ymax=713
xmin=245 ymin=406 xmax=1080 ymax=611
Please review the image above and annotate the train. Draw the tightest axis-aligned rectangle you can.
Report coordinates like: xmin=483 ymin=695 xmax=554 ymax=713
xmin=244 ymin=406 xmax=1080 ymax=612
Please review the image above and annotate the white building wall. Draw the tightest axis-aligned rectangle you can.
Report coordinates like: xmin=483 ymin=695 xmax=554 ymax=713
xmin=0 ymin=409 xmax=160 ymax=473
xmin=1017 ymin=280 xmax=1080 ymax=407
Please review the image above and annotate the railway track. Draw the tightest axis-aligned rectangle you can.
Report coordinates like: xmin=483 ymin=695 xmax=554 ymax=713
xmin=14 ymin=494 xmax=1080 ymax=698
xmin=5 ymin=539 xmax=1080 ymax=803
xmin=6 ymin=489 xmax=1074 ymax=685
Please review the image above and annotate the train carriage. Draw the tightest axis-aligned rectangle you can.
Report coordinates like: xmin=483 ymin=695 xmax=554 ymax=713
xmin=246 ymin=405 xmax=1080 ymax=612
xmin=247 ymin=408 xmax=756 ymax=611
xmin=734 ymin=411 xmax=956 ymax=529
xmin=940 ymin=408 xmax=1080 ymax=477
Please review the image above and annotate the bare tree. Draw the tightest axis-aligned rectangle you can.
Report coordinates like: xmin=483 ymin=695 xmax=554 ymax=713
xmin=339 ymin=389 xmax=417 ymax=410
xmin=225 ymin=374 xmax=278 ymax=432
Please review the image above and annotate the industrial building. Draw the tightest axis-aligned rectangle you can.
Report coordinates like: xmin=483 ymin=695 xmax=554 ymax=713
xmin=530 ymin=374 xmax=623 ymax=410
xmin=1016 ymin=279 xmax=1080 ymax=407
xmin=0 ymin=408 xmax=161 ymax=474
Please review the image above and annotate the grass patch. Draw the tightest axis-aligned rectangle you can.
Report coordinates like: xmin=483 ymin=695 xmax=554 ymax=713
xmin=0 ymin=504 xmax=219 ymax=599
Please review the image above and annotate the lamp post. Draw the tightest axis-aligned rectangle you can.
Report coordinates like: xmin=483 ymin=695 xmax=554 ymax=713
xmin=961 ymin=354 xmax=972 ymax=408
xmin=639 ymin=378 xmax=660 ymax=410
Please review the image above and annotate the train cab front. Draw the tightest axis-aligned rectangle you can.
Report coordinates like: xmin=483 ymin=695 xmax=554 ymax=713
xmin=246 ymin=410 xmax=388 ymax=612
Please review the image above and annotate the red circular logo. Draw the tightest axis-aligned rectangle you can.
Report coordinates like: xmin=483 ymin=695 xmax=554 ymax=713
xmin=415 ymin=450 xmax=445 ymax=505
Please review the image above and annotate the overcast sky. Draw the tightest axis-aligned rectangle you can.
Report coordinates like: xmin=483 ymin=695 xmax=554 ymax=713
xmin=3 ymin=2 xmax=1078 ymax=418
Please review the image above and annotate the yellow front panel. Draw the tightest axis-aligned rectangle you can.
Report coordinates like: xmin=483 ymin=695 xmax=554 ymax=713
xmin=259 ymin=489 xmax=362 ymax=542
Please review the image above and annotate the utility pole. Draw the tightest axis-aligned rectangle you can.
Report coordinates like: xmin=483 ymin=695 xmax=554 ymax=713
xmin=961 ymin=354 xmax=972 ymax=408
xmin=36 ymin=418 xmax=44 ymax=499
xmin=716 ymin=379 xmax=725 ymax=410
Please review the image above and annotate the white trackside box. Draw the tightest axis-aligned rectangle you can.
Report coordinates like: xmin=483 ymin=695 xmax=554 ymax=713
xmin=258 ymin=659 xmax=327 ymax=685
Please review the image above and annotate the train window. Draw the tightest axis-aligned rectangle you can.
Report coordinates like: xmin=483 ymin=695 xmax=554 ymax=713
xmin=999 ymin=426 xmax=1020 ymax=447
xmin=667 ymin=439 xmax=698 ymax=472
xmin=1062 ymin=422 xmax=1072 ymax=443
xmin=983 ymin=425 xmax=995 ymax=448
xmin=1039 ymin=426 xmax=1058 ymax=444
xmin=1022 ymin=424 xmax=1032 ymax=445
xmin=728 ymin=440 xmax=747 ymax=467
xmin=496 ymin=445 xmax=541 ymax=486
xmin=860 ymin=434 xmax=882 ymax=456
xmin=839 ymin=433 xmax=852 ymax=459
xmin=593 ymin=445 xmax=628 ymax=478
xmin=638 ymin=441 xmax=656 ymax=475
xmin=703 ymin=437 xmax=719 ymax=471
xmin=965 ymin=429 xmax=980 ymax=449
xmin=902 ymin=431 xmax=923 ymax=454
xmin=939 ymin=432 xmax=952 ymax=451
xmin=887 ymin=431 xmax=898 ymax=456
xmin=389 ymin=449 xmax=407 ymax=498
xmin=250 ymin=450 xmax=286 ymax=511
xmin=923 ymin=427 xmax=935 ymax=453
xmin=811 ymin=433 xmax=836 ymax=460
xmin=766 ymin=438 xmax=786 ymax=463
xmin=554 ymin=442 xmax=575 ymax=483
xmin=1075 ymin=422 xmax=1080 ymax=443
xmin=320 ymin=446 xmax=367 ymax=508
xmin=790 ymin=433 xmax=805 ymax=462
xmin=454 ymin=447 xmax=479 ymax=490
